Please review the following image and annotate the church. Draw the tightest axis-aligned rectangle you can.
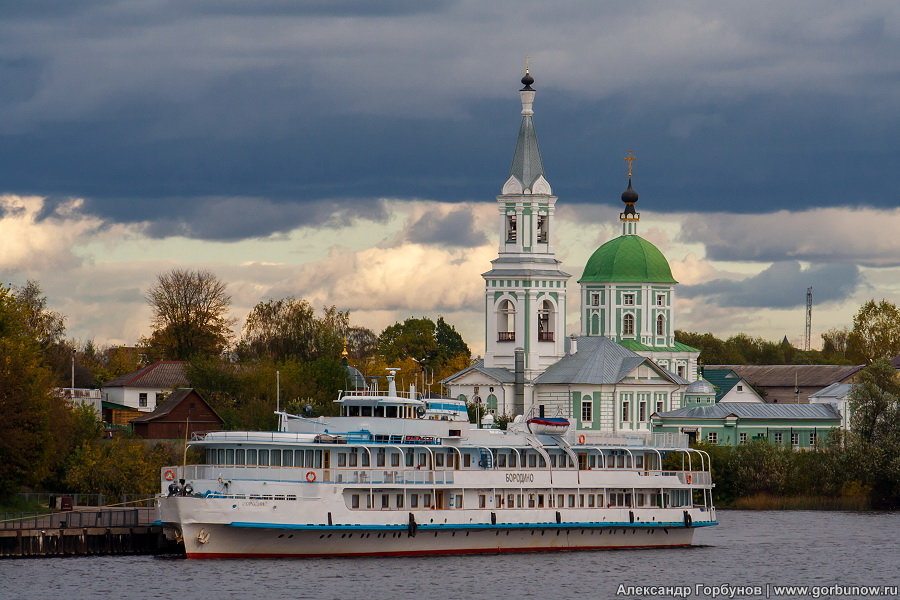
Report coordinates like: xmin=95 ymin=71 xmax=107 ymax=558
xmin=443 ymin=71 xmax=702 ymax=433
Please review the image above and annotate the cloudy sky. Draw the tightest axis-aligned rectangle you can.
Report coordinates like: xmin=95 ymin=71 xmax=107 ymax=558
xmin=3 ymin=0 xmax=900 ymax=354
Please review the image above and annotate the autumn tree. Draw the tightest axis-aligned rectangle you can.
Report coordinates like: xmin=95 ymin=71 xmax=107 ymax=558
xmin=847 ymin=299 xmax=900 ymax=364
xmin=144 ymin=268 xmax=234 ymax=360
xmin=375 ymin=317 xmax=471 ymax=391
xmin=346 ymin=326 xmax=378 ymax=363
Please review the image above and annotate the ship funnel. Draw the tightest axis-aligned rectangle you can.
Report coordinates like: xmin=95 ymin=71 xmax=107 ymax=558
xmin=386 ymin=368 xmax=400 ymax=397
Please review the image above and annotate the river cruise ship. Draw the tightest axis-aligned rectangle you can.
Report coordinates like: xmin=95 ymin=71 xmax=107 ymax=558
xmin=158 ymin=372 xmax=716 ymax=558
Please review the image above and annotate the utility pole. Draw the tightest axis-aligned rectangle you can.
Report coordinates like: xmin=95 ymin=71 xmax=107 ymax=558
xmin=804 ymin=287 xmax=813 ymax=351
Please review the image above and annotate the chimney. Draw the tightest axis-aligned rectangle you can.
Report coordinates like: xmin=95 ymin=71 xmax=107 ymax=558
xmin=569 ymin=334 xmax=578 ymax=355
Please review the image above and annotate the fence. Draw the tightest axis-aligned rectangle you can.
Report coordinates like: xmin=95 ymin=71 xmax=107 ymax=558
xmin=16 ymin=493 xmax=155 ymax=509
xmin=0 ymin=507 xmax=157 ymax=530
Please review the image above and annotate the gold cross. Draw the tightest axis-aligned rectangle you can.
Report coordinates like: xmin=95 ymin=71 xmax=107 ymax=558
xmin=624 ymin=150 xmax=636 ymax=178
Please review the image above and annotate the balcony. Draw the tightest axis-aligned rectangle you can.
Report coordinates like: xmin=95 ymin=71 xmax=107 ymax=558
xmin=538 ymin=331 xmax=554 ymax=342
xmin=497 ymin=331 xmax=515 ymax=342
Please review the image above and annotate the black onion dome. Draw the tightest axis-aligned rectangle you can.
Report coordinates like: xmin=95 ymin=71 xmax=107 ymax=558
xmin=520 ymin=71 xmax=535 ymax=90
xmin=621 ymin=178 xmax=638 ymax=204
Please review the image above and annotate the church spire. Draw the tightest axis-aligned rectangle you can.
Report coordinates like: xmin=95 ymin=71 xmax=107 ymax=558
xmin=502 ymin=67 xmax=551 ymax=196
xmin=620 ymin=150 xmax=640 ymax=235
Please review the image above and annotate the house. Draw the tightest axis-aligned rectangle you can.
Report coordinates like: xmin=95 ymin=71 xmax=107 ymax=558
xmin=101 ymin=361 xmax=189 ymax=412
xmin=701 ymin=369 xmax=765 ymax=403
xmin=651 ymin=402 xmax=842 ymax=447
xmin=808 ymin=382 xmax=855 ymax=430
xmin=131 ymin=388 xmax=224 ymax=440
xmin=706 ymin=364 xmax=863 ymax=404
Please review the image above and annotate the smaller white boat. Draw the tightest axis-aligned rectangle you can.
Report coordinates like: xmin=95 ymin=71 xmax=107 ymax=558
xmin=526 ymin=416 xmax=570 ymax=435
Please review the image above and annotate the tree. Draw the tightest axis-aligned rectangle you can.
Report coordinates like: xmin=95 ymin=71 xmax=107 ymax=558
xmin=144 ymin=268 xmax=234 ymax=360
xmin=847 ymin=299 xmax=900 ymax=364
xmin=238 ymin=298 xmax=348 ymax=363
xmin=0 ymin=286 xmax=54 ymax=498
xmin=346 ymin=326 xmax=378 ymax=363
xmin=822 ymin=326 xmax=851 ymax=361
xmin=65 ymin=438 xmax=180 ymax=501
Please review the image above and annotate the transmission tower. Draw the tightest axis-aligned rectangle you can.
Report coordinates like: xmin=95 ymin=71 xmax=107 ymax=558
xmin=804 ymin=287 xmax=813 ymax=351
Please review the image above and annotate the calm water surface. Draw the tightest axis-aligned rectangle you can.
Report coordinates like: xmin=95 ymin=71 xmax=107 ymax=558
xmin=3 ymin=511 xmax=898 ymax=600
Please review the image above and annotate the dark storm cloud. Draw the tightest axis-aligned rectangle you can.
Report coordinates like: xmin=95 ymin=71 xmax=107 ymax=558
xmin=680 ymin=262 xmax=861 ymax=308
xmin=405 ymin=207 xmax=488 ymax=247
xmin=140 ymin=196 xmax=389 ymax=241
xmin=3 ymin=1 xmax=900 ymax=240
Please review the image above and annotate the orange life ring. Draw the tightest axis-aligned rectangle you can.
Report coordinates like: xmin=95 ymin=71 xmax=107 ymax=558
xmin=306 ymin=471 xmax=317 ymax=483
xmin=685 ymin=473 xmax=693 ymax=484
xmin=164 ymin=469 xmax=176 ymax=481
xmin=577 ymin=434 xmax=586 ymax=445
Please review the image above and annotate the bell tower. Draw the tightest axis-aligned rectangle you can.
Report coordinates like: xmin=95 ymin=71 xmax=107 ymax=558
xmin=482 ymin=69 xmax=570 ymax=377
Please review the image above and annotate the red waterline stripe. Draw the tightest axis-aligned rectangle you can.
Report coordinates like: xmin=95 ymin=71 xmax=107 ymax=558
xmin=186 ymin=544 xmax=691 ymax=559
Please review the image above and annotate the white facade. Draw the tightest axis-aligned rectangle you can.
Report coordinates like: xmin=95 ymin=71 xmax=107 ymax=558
xmin=719 ymin=379 xmax=765 ymax=403
xmin=103 ymin=386 xmax=169 ymax=412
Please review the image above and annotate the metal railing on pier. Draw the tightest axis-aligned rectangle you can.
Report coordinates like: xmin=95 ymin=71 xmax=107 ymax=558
xmin=0 ymin=507 xmax=157 ymax=530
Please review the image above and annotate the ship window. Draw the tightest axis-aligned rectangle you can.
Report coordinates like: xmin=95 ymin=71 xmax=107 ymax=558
xmin=635 ymin=455 xmax=644 ymax=469
xmin=381 ymin=495 xmax=389 ymax=509
xmin=351 ymin=494 xmax=359 ymax=509
xmin=376 ymin=449 xmax=386 ymax=467
xmin=537 ymin=494 xmax=544 ymax=508
xmin=597 ymin=494 xmax=604 ymax=507
xmin=528 ymin=495 xmax=535 ymax=508
xmin=538 ymin=455 xmax=546 ymax=468
xmin=588 ymin=494 xmax=595 ymax=508
xmin=391 ymin=453 xmax=400 ymax=467
xmin=396 ymin=494 xmax=404 ymax=508
xmin=456 ymin=494 xmax=463 ymax=508
xmin=405 ymin=452 xmax=413 ymax=467
xmin=271 ymin=450 xmax=281 ymax=467
xmin=375 ymin=406 xmax=384 ymax=417
xmin=338 ymin=453 xmax=347 ymax=467
xmin=246 ymin=449 xmax=257 ymax=466
xmin=555 ymin=494 xmax=563 ymax=508
xmin=435 ymin=453 xmax=444 ymax=467
xmin=361 ymin=451 xmax=370 ymax=467
xmin=314 ymin=450 xmax=323 ymax=468
xmin=386 ymin=406 xmax=398 ymax=418
xmin=549 ymin=454 xmax=556 ymax=468
xmin=507 ymin=494 xmax=515 ymax=508
xmin=258 ymin=450 xmax=269 ymax=466
xmin=579 ymin=494 xmax=586 ymax=507
xmin=479 ymin=495 xmax=486 ymax=508
xmin=410 ymin=494 xmax=418 ymax=508
xmin=497 ymin=453 xmax=507 ymax=468
xmin=424 ymin=494 xmax=432 ymax=508
xmin=464 ymin=453 xmax=471 ymax=468
xmin=528 ymin=453 xmax=537 ymax=468
xmin=625 ymin=493 xmax=632 ymax=507
xmin=206 ymin=449 xmax=215 ymax=464
xmin=568 ymin=494 xmax=575 ymax=508
xmin=349 ymin=452 xmax=358 ymax=467
xmin=516 ymin=494 xmax=523 ymax=508
xmin=361 ymin=406 xmax=372 ymax=417
xmin=218 ymin=449 xmax=226 ymax=464
xmin=418 ymin=453 xmax=427 ymax=468
xmin=495 ymin=494 xmax=503 ymax=508
xmin=226 ymin=449 xmax=234 ymax=465
xmin=282 ymin=450 xmax=293 ymax=467
xmin=509 ymin=453 xmax=517 ymax=468
xmin=235 ymin=449 xmax=245 ymax=465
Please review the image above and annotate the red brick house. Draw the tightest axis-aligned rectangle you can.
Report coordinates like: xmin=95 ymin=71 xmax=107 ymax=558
xmin=131 ymin=388 xmax=224 ymax=439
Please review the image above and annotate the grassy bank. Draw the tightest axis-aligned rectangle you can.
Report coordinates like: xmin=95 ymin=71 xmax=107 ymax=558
xmin=724 ymin=493 xmax=871 ymax=511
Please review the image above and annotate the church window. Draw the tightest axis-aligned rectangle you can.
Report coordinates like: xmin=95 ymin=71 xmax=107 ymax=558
xmin=621 ymin=401 xmax=630 ymax=422
xmin=538 ymin=299 xmax=554 ymax=341
xmin=639 ymin=401 xmax=647 ymax=422
xmin=623 ymin=293 xmax=635 ymax=306
xmin=506 ymin=214 xmax=517 ymax=243
xmin=581 ymin=397 xmax=592 ymax=422
xmin=622 ymin=313 xmax=635 ymax=336
xmin=677 ymin=364 xmax=685 ymax=378
xmin=498 ymin=300 xmax=515 ymax=342
xmin=486 ymin=394 xmax=498 ymax=413
xmin=590 ymin=292 xmax=600 ymax=306
xmin=656 ymin=314 xmax=665 ymax=336
xmin=707 ymin=432 xmax=718 ymax=444
xmin=537 ymin=214 xmax=548 ymax=243
xmin=657 ymin=294 xmax=665 ymax=306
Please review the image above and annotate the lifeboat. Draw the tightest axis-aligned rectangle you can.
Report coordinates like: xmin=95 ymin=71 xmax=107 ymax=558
xmin=526 ymin=417 xmax=570 ymax=435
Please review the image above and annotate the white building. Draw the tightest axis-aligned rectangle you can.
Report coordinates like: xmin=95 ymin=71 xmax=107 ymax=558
xmin=101 ymin=361 xmax=188 ymax=412
xmin=443 ymin=71 xmax=700 ymax=433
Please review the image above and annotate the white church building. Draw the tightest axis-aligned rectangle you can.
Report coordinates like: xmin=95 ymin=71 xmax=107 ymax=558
xmin=443 ymin=70 xmax=701 ymax=433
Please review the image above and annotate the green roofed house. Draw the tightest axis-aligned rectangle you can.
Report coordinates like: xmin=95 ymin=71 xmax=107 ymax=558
xmin=651 ymin=402 xmax=841 ymax=447
xmin=442 ymin=72 xmax=702 ymax=434
xmin=698 ymin=369 xmax=765 ymax=404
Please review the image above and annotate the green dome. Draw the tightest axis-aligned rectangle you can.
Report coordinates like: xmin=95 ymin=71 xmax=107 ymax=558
xmin=579 ymin=235 xmax=677 ymax=283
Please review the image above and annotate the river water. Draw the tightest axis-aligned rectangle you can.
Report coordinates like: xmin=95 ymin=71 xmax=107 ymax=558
xmin=3 ymin=511 xmax=898 ymax=600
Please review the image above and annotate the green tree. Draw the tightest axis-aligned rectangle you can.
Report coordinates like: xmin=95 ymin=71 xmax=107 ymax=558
xmin=64 ymin=438 xmax=179 ymax=501
xmin=238 ymin=298 xmax=348 ymax=363
xmin=144 ymin=268 xmax=234 ymax=360
xmin=0 ymin=286 xmax=55 ymax=498
xmin=822 ymin=326 xmax=851 ymax=362
xmin=847 ymin=299 xmax=900 ymax=364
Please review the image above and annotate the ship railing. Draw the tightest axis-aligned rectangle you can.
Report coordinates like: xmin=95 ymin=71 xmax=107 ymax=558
xmin=339 ymin=390 xmax=422 ymax=400
xmin=571 ymin=431 xmax=689 ymax=449
xmin=174 ymin=464 xmax=456 ymax=485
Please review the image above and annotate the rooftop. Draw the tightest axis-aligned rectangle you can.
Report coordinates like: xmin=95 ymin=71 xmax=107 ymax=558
xmin=102 ymin=361 xmax=189 ymax=389
xmin=709 ymin=364 xmax=864 ymax=387
xmin=656 ymin=402 xmax=842 ymax=420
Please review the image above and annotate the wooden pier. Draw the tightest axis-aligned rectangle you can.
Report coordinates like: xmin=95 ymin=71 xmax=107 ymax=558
xmin=0 ymin=506 xmax=182 ymax=558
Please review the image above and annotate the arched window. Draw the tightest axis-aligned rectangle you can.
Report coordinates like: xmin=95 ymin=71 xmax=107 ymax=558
xmin=622 ymin=313 xmax=635 ymax=336
xmin=486 ymin=394 xmax=498 ymax=413
xmin=538 ymin=299 xmax=555 ymax=341
xmin=591 ymin=313 xmax=600 ymax=335
xmin=498 ymin=299 xmax=515 ymax=342
xmin=656 ymin=314 xmax=665 ymax=336
xmin=506 ymin=214 xmax=517 ymax=243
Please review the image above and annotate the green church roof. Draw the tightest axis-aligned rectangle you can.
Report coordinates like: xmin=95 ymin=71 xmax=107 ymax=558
xmin=579 ymin=235 xmax=677 ymax=284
